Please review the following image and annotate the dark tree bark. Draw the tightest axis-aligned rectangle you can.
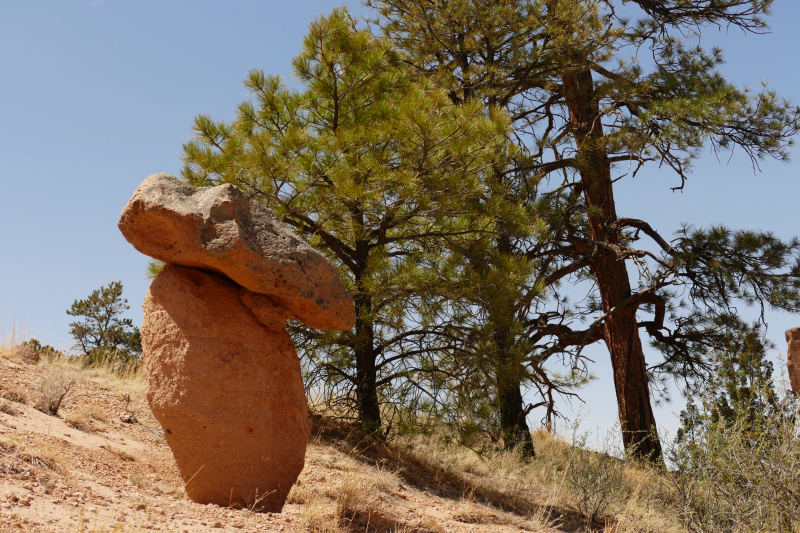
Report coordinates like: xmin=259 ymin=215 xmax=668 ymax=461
xmin=562 ymin=67 xmax=662 ymax=459
xmin=353 ymin=294 xmax=383 ymax=435
xmin=496 ymin=359 xmax=535 ymax=457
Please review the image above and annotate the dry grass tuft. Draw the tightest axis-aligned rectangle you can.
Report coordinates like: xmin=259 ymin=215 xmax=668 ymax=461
xmin=564 ymin=448 xmax=625 ymax=525
xmin=62 ymin=404 xmax=108 ymax=432
xmin=33 ymin=359 xmax=81 ymax=415
xmin=1 ymin=385 xmax=28 ymax=404
xmin=0 ymin=436 xmax=68 ymax=476
xmin=287 ymin=482 xmax=314 ymax=505
xmin=299 ymin=488 xmax=339 ymax=533
xmin=0 ymin=436 xmax=19 ymax=453
xmin=0 ymin=401 xmax=20 ymax=416
xmin=64 ymin=409 xmax=95 ymax=433
xmin=84 ymin=405 xmax=108 ymax=423
xmin=295 ymin=475 xmax=380 ymax=532
xmin=0 ymin=316 xmax=32 ymax=351
xmin=390 ymin=426 xmax=567 ymax=521
xmin=106 ymin=446 xmax=136 ymax=462
xmin=0 ymin=346 xmax=12 ymax=361
xmin=17 ymin=447 xmax=68 ymax=474
xmin=79 ymin=357 xmax=146 ymax=396
xmin=334 ymin=475 xmax=374 ymax=519
xmin=452 ymin=489 xmax=493 ymax=524
xmin=309 ymin=416 xmax=568 ymax=531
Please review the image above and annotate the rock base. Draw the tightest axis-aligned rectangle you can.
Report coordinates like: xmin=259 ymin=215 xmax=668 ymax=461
xmin=142 ymin=266 xmax=310 ymax=512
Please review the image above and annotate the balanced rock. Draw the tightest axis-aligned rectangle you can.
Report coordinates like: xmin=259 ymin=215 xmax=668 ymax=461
xmin=118 ymin=173 xmax=354 ymax=330
xmin=119 ymin=174 xmax=356 ymax=512
xmin=786 ymin=327 xmax=800 ymax=395
xmin=142 ymin=266 xmax=309 ymax=511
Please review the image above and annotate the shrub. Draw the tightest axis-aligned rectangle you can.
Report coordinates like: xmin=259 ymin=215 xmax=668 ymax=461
xmin=0 ymin=402 xmax=19 ymax=416
xmin=64 ymin=408 xmax=94 ymax=432
xmin=659 ymin=397 xmax=800 ymax=533
xmin=33 ymin=361 xmax=79 ymax=415
xmin=1 ymin=386 xmax=28 ymax=404
xmin=11 ymin=343 xmax=39 ymax=364
xmin=565 ymin=427 xmax=626 ymax=526
xmin=25 ymin=339 xmax=67 ymax=362
xmin=566 ymin=448 xmax=625 ymax=525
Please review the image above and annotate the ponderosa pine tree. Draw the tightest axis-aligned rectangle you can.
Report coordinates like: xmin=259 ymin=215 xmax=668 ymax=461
xmin=67 ymin=281 xmax=142 ymax=367
xmin=364 ymin=0 xmax=603 ymax=456
xmin=181 ymin=9 xmax=509 ymax=436
xmin=370 ymin=0 xmax=800 ymax=458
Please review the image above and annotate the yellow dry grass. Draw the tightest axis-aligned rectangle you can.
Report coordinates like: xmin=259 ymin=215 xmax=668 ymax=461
xmin=0 ymin=434 xmax=69 ymax=476
xmin=1 ymin=384 xmax=29 ymax=404
xmin=77 ymin=357 xmax=146 ymax=397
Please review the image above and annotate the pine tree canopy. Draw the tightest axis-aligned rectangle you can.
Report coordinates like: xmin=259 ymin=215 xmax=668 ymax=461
xmin=368 ymin=0 xmax=800 ymax=458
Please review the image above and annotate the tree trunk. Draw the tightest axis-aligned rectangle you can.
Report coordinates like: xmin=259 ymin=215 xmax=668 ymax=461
xmin=496 ymin=361 xmax=535 ymax=457
xmin=492 ymin=233 xmax=535 ymax=458
xmin=353 ymin=295 xmax=382 ymax=436
xmin=562 ymin=67 xmax=662 ymax=459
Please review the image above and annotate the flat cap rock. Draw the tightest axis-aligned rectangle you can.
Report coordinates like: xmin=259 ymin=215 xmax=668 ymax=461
xmin=118 ymin=173 xmax=354 ymax=330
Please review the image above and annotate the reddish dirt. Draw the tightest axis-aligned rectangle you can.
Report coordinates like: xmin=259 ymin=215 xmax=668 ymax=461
xmin=0 ymin=356 xmax=561 ymax=533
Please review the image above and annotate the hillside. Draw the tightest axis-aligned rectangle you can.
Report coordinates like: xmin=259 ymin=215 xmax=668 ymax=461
xmin=0 ymin=349 xmax=674 ymax=533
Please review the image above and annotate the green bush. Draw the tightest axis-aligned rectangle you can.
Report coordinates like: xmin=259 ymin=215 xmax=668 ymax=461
xmin=25 ymin=339 xmax=67 ymax=361
xmin=659 ymin=396 xmax=800 ymax=533
xmin=565 ymin=425 xmax=626 ymax=526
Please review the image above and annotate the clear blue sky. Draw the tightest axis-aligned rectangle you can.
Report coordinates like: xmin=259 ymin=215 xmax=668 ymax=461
xmin=2 ymin=0 xmax=799 ymax=444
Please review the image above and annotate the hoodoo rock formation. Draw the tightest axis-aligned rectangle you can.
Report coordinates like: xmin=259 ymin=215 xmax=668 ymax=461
xmin=118 ymin=173 xmax=354 ymax=331
xmin=118 ymin=174 xmax=355 ymax=512
xmin=786 ymin=327 xmax=800 ymax=395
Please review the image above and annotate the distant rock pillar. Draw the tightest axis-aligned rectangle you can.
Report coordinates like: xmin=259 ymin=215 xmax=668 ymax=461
xmin=786 ymin=327 xmax=800 ymax=395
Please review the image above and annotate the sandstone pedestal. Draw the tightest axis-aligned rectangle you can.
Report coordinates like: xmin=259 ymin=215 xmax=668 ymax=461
xmin=786 ymin=327 xmax=800 ymax=395
xmin=143 ymin=266 xmax=310 ymax=511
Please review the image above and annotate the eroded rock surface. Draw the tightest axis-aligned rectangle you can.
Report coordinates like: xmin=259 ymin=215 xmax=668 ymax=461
xmin=142 ymin=265 xmax=310 ymax=511
xmin=786 ymin=327 xmax=800 ymax=395
xmin=118 ymin=173 xmax=354 ymax=331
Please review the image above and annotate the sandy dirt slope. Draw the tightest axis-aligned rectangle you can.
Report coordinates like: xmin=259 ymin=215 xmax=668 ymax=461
xmin=0 ymin=357 xmax=563 ymax=533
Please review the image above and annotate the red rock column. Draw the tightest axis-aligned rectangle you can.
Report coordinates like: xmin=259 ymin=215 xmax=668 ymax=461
xmin=786 ymin=327 xmax=800 ymax=395
xmin=142 ymin=266 xmax=310 ymax=512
